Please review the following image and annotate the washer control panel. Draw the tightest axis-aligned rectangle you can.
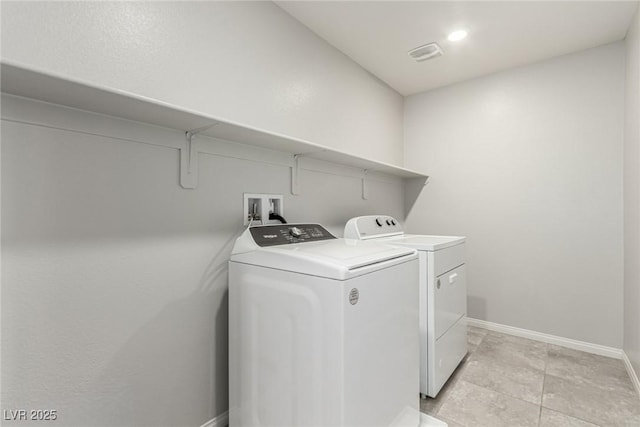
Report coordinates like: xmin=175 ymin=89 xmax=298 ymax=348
xmin=250 ymin=224 xmax=336 ymax=247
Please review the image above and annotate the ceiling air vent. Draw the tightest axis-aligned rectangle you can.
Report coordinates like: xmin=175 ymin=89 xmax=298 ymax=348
xmin=408 ymin=43 xmax=443 ymax=62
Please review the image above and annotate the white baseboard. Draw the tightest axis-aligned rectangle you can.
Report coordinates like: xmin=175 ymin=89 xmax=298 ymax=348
xmin=622 ymin=351 xmax=640 ymax=398
xmin=200 ymin=411 xmax=229 ymax=427
xmin=466 ymin=317 xmax=623 ymax=359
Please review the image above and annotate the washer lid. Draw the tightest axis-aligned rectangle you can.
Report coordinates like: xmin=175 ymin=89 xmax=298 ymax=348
xmin=231 ymin=228 xmax=417 ymax=280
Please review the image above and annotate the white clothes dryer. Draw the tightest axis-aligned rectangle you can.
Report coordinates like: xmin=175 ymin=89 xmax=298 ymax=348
xmin=229 ymin=223 xmax=424 ymax=427
xmin=345 ymin=216 xmax=467 ymax=398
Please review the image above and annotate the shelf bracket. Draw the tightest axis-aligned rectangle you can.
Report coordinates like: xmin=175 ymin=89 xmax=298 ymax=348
xmin=180 ymin=122 xmax=219 ymax=189
xmin=180 ymin=131 xmax=198 ymax=189
xmin=291 ymin=154 xmax=301 ymax=195
xmin=362 ymin=169 xmax=369 ymax=200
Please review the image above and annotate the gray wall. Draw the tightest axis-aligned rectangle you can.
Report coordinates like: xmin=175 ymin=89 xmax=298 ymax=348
xmin=624 ymin=6 xmax=640 ymax=379
xmin=404 ymin=43 xmax=625 ymax=348
xmin=0 ymin=1 xmax=404 ymax=166
xmin=0 ymin=2 xmax=407 ymax=426
xmin=1 ymin=96 xmax=406 ymax=426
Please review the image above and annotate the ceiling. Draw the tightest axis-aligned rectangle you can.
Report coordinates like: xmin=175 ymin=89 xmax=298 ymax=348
xmin=276 ymin=1 xmax=638 ymax=96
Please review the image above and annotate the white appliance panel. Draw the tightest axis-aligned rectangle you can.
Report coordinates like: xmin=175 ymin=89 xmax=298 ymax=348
xmin=417 ymin=251 xmax=429 ymax=398
xmin=229 ymin=223 xmax=422 ymax=427
xmin=343 ymin=215 xmax=468 ymax=398
xmin=430 ymin=318 xmax=468 ymax=395
xmin=433 ymin=243 xmax=465 ymax=277
xmin=344 ymin=261 xmax=419 ymax=427
xmin=396 ymin=235 xmax=466 ymax=251
xmin=434 ymin=264 xmax=467 ymax=340
xmin=229 ymin=260 xmax=420 ymax=426
xmin=229 ymin=263 xmax=341 ymax=426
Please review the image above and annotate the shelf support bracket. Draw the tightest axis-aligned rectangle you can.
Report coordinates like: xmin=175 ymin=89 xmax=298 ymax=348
xmin=180 ymin=122 xmax=219 ymax=189
xmin=361 ymin=169 xmax=369 ymax=200
xmin=291 ymin=154 xmax=301 ymax=195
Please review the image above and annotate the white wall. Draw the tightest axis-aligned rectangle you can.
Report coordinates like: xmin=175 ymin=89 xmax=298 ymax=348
xmin=0 ymin=1 xmax=403 ymax=166
xmin=404 ymin=43 xmax=625 ymax=348
xmin=0 ymin=95 xmax=406 ymax=427
xmin=624 ymin=5 xmax=640 ymax=377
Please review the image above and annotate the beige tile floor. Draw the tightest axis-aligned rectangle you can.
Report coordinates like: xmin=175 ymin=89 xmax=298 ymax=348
xmin=421 ymin=326 xmax=640 ymax=427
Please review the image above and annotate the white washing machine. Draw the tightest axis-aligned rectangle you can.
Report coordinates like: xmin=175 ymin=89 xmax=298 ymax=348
xmin=345 ymin=216 xmax=467 ymax=398
xmin=229 ymin=223 xmax=423 ymax=427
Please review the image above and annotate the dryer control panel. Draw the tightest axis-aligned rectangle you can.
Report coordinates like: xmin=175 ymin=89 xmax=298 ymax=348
xmin=250 ymin=224 xmax=336 ymax=247
xmin=344 ymin=215 xmax=404 ymax=240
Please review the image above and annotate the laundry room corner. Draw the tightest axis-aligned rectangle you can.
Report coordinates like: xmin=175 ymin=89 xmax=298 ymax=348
xmin=404 ymin=43 xmax=625 ymax=348
xmin=623 ymin=2 xmax=640 ymax=395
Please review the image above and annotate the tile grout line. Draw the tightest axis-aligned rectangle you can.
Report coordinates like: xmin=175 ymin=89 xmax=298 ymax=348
xmin=434 ymin=328 xmax=489 ymax=427
xmin=538 ymin=380 xmax=607 ymax=427
xmin=540 ymin=343 xmax=621 ymax=426
xmin=456 ymin=328 xmax=630 ymax=427
xmin=457 ymin=334 xmax=546 ymax=409
xmin=449 ymin=328 xmax=621 ymax=426
xmin=537 ymin=341 xmax=549 ymax=427
xmin=543 ymin=408 xmax=603 ymax=427
xmin=453 ymin=377 xmax=544 ymax=422
xmin=458 ymin=330 xmax=546 ymax=415
xmin=465 ymin=325 xmax=635 ymax=426
xmin=485 ymin=326 xmax=607 ymax=427
xmin=461 ymin=377 xmax=543 ymax=408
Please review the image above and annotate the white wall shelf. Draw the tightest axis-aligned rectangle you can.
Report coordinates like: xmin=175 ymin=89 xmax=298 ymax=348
xmin=1 ymin=61 xmax=428 ymax=194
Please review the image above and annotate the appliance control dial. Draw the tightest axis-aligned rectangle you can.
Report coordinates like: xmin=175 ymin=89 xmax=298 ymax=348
xmin=289 ymin=227 xmax=303 ymax=237
xmin=375 ymin=218 xmax=383 ymax=227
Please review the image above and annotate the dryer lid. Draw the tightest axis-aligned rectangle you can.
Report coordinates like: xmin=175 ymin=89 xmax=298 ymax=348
xmin=344 ymin=216 xmax=465 ymax=250
xmin=386 ymin=234 xmax=465 ymax=251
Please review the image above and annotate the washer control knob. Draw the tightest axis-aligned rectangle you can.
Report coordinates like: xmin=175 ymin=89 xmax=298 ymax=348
xmin=386 ymin=219 xmax=392 ymax=226
xmin=391 ymin=219 xmax=397 ymax=226
xmin=375 ymin=218 xmax=383 ymax=227
xmin=289 ymin=227 xmax=303 ymax=237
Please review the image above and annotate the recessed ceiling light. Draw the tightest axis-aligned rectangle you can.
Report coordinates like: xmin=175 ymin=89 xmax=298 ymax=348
xmin=447 ymin=30 xmax=468 ymax=42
